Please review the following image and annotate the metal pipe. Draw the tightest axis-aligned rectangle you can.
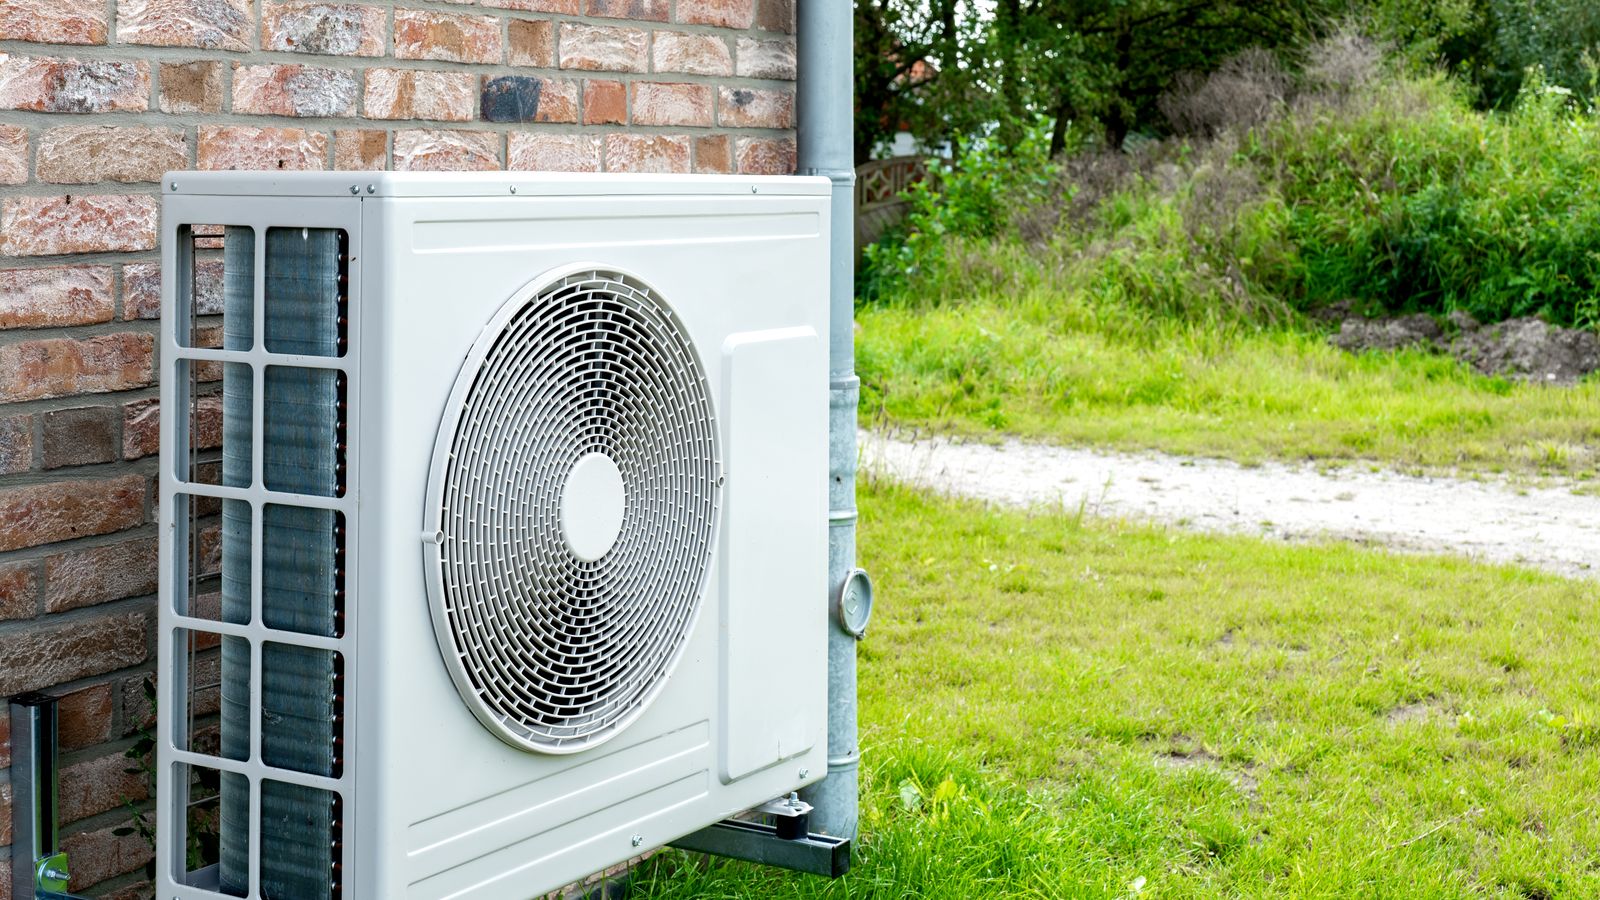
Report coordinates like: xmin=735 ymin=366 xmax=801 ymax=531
xmin=10 ymin=693 xmax=85 ymax=900
xmin=796 ymin=0 xmax=861 ymax=841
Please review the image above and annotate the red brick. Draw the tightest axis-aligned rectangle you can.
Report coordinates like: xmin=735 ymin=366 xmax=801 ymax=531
xmin=508 ymin=19 xmax=554 ymax=68
xmin=0 ymin=124 xmax=25 ymax=185
xmin=755 ymin=0 xmax=794 ymax=32
xmin=0 ymin=475 xmax=145 ymax=552
xmin=0 ymin=610 xmax=148 ymax=696
xmin=122 ymin=398 xmax=158 ymax=459
xmin=101 ymin=880 xmax=155 ymax=900
xmin=0 ymin=0 xmax=108 ymax=44
xmin=41 ymin=405 xmax=120 ymax=470
xmin=45 ymin=535 xmax=160 ymax=613
xmin=232 ymin=63 xmax=358 ymax=117
xmin=121 ymin=262 xmax=159 ymax=320
xmin=0 ymin=55 xmax=149 ymax=113
xmin=694 ymin=133 xmax=732 ymax=173
xmin=0 ymin=559 xmax=37 ymax=620
xmin=37 ymin=125 xmax=187 ymax=184
xmin=335 ymin=128 xmax=387 ymax=170
xmin=631 ymin=82 xmax=712 ymax=127
xmin=159 ymin=59 xmax=223 ymax=113
xmin=263 ymin=1 xmax=386 ymax=57
xmin=480 ymin=75 xmax=577 ymax=123
xmin=736 ymin=36 xmax=796 ymax=79
xmin=509 ymin=133 xmax=601 ymax=172
xmin=0 ymin=333 xmax=155 ymax=403
xmin=364 ymin=68 xmax=477 ymax=121
xmin=395 ymin=9 xmax=503 ymax=64
xmin=679 ymin=0 xmax=753 ymax=28
xmin=653 ymin=32 xmax=732 ymax=76
xmin=584 ymin=0 xmax=668 ymax=21
xmin=584 ymin=79 xmax=626 ymax=124
xmin=736 ymin=135 xmax=796 ymax=174
xmin=58 ymin=682 xmax=115 ymax=751
xmin=0 ymin=266 xmax=114 ymax=329
xmin=394 ymin=129 xmax=501 ymax=171
xmin=62 ymin=822 xmax=153 ymax=892
xmin=719 ymin=86 xmax=794 ymax=128
xmin=559 ymin=23 xmax=648 ymax=73
xmin=0 ymin=195 xmax=159 ymax=256
xmin=481 ymin=0 xmax=579 ymax=13
xmin=198 ymin=125 xmax=328 ymax=171
xmin=0 ymin=414 xmax=30 ymax=475
xmin=118 ymin=0 xmax=252 ymax=52
xmin=0 ymin=859 xmax=9 ymax=900
xmin=1 ymin=782 xmax=10 ymax=845
xmin=604 ymin=133 xmax=689 ymax=173
xmin=60 ymin=749 xmax=148 ymax=826
xmin=0 ymin=714 xmax=8 ymax=769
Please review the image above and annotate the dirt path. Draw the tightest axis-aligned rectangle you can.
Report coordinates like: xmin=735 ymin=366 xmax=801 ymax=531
xmin=862 ymin=431 xmax=1599 ymax=580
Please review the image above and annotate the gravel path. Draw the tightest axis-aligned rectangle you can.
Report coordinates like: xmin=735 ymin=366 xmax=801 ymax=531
xmin=862 ymin=431 xmax=1599 ymax=580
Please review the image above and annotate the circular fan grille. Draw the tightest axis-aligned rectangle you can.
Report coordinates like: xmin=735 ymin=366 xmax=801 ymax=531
xmin=428 ymin=268 xmax=720 ymax=754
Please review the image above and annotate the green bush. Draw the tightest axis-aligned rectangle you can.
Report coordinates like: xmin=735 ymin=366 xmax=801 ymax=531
xmin=862 ymin=49 xmax=1600 ymax=332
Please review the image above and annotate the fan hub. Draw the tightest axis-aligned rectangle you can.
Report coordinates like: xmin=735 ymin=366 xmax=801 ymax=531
xmin=559 ymin=452 xmax=626 ymax=562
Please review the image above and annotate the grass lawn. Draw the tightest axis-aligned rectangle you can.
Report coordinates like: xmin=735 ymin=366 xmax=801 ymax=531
xmin=857 ymin=295 xmax=1600 ymax=479
xmin=633 ymin=481 xmax=1600 ymax=898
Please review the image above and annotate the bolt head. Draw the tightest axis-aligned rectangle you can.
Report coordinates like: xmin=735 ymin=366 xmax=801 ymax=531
xmin=630 ymin=834 xmax=643 ymax=847
xmin=169 ymin=181 xmax=177 ymax=191
xmin=366 ymin=184 xmax=376 ymax=194
xmin=509 ymin=185 xmax=518 ymax=194
xmin=349 ymin=184 xmax=360 ymax=194
xmin=799 ymin=767 xmax=809 ymax=778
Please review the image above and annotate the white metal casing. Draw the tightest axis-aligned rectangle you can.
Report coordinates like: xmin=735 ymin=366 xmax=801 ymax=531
xmin=157 ymin=172 xmax=831 ymax=899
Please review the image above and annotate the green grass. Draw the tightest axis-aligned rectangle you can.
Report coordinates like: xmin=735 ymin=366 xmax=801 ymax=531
xmin=857 ymin=293 xmax=1600 ymax=478
xmin=633 ymin=481 xmax=1600 ymax=898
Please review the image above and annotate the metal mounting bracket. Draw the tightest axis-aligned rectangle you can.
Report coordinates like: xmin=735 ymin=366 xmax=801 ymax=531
xmin=669 ymin=819 xmax=851 ymax=878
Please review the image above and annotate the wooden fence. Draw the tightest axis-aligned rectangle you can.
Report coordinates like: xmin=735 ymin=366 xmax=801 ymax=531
xmin=854 ymin=156 xmax=935 ymax=254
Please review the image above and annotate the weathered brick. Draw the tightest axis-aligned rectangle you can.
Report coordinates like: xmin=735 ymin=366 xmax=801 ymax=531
xmin=0 ymin=333 xmax=155 ymax=403
xmin=118 ymin=0 xmax=253 ymax=52
xmin=58 ymin=682 xmax=115 ymax=751
xmin=719 ymin=86 xmax=794 ymax=128
xmin=0 ymin=55 xmax=149 ymax=113
xmin=37 ymin=125 xmax=187 ymax=184
xmin=693 ymin=133 xmax=732 ymax=173
xmin=198 ymin=125 xmax=328 ymax=171
xmin=679 ymin=0 xmax=754 ymax=28
xmin=736 ymin=36 xmax=796 ymax=79
xmin=632 ymin=82 xmax=712 ymax=127
xmin=45 ymin=535 xmax=160 ymax=613
xmin=0 ymin=475 xmax=146 ymax=552
xmin=159 ymin=59 xmax=223 ymax=113
xmin=364 ymin=68 xmax=476 ymax=121
xmin=0 ymin=559 xmax=37 ymax=620
xmin=604 ymin=133 xmax=689 ymax=173
xmin=736 ymin=135 xmax=796 ymax=174
xmin=755 ymin=0 xmax=794 ymax=32
xmin=122 ymin=262 xmax=158 ymax=320
xmin=507 ymin=19 xmax=554 ymax=68
xmin=0 ymin=124 xmax=26 ymax=185
xmin=232 ymin=63 xmax=359 ymax=117
xmin=62 ymin=823 xmax=154 ymax=893
xmin=481 ymin=75 xmax=578 ymax=123
xmin=395 ymin=9 xmax=503 ymax=64
xmin=0 ymin=0 xmax=108 ymax=44
xmin=653 ymin=32 xmax=732 ymax=76
xmin=0 ymin=414 xmax=30 ymax=475
xmin=263 ymin=1 xmax=386 ymax=57
xmin=335 ymin=128 xmax=387 ymax=170
xmin=509 ymin=133 xmax=601 ymax=172
xmin=122 ymin=398 xmax=158 ymax=459
xmin=0 ymin=712 xmax=8 ymax=768
xmin=393 ymin=129 xmax=501 ymax=171
xmin=60 ymin=749 xmax=148 ymax=825
xmin=559 ymin=23 xmax=648 ymax=73
xmin=0 ymin=782 xmax=10 ymax=846
xmin=584 ymin=0 xmax=668 ymax=21
xmin=41 ymin=405 xmax=120 ymax=470
xmin=480 ymin=0 xmax=579 ymax=13
xmin=584 ymin=79 xmax=626 ymax=124
xmin=0 ymin=195 xmax=159 ymax=256
xmin=0 ymin=266 xmax=114 ymax=329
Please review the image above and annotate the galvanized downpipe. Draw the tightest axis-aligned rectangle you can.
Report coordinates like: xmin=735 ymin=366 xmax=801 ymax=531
xmin=795 ymin=0 xmax=861 ymax=841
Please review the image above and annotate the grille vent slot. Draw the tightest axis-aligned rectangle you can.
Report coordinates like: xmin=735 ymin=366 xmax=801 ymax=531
xmin=429 ymin=269 xmax=721 ymax=754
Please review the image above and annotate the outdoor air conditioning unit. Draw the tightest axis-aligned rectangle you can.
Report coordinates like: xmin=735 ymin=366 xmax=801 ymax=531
xmin=156 ymin=172 xmax=832 ymax=899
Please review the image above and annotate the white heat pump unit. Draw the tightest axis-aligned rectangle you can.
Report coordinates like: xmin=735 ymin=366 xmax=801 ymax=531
xmin=156 ymin=172 xmax=831 ymax=899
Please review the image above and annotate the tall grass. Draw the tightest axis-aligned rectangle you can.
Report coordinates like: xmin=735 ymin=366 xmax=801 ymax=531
xmin=863 ymin=38 xmax=1600 ymax=331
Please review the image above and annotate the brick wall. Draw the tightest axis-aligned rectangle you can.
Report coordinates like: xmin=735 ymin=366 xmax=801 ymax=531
xmin=0 ymin=0 xmax=797 ymax=896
